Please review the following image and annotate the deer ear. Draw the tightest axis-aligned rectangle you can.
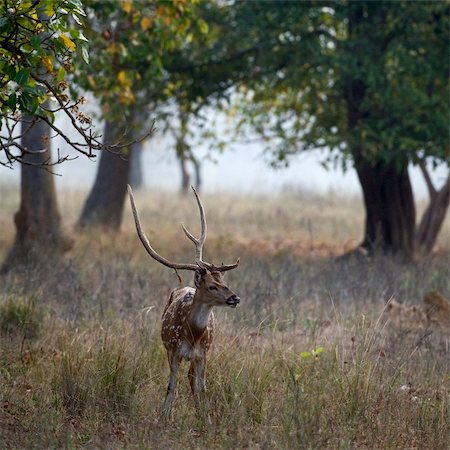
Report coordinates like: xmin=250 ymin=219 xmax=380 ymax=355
xmin=194 ymin=269 xmax=203 ymax=288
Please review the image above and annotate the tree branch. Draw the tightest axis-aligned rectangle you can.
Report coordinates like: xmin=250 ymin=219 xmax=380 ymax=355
xmin=418 ymin=160 xmax=437 ymax=199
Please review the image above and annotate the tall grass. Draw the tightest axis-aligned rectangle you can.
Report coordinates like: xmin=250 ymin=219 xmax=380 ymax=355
xmin=0 ymin=186 xmax=448 ymax=448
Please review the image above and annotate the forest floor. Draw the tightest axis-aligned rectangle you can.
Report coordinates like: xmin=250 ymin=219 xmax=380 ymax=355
xmin=0 ymin=186 xmax=449 ymax=449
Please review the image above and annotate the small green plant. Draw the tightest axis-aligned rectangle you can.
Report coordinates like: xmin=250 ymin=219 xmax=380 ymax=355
xmin=300 ymin=346 xmax=324 ymax=359
xmin=0 ymin=295 xmax=43 ymax=339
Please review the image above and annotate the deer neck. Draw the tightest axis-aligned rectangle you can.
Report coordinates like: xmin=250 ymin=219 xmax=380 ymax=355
xmin=186 ymin=292 xmax=213 ymax=341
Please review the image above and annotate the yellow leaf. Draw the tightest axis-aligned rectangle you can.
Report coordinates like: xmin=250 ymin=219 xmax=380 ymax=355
xmin=123 ymin=1 xmax=132 ymax=13
xmin=59 ymin=34 xmax=76 ymax=52
xmin=42 ymin=56 xmax=53 ymax=73
xmin=198 ymin=18 xmax=209 ymax=34
xmin=140 ymin=16 xmax=152 ymax=31
xmin=117 ymin=70 xmax=131 ymax=88
xmin=46 ymin=5 xmax=55 ymax=16
xmin=119 ymin=89 xmax=135 ymax=105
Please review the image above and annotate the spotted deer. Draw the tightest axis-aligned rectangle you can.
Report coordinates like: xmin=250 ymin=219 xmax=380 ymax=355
xmin=127 ymin=185 xmax=240 ymax=418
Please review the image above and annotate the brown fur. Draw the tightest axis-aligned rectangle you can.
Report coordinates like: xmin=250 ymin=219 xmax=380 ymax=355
xmin=160 ymin=269 xmax=240 ymax=419
xmin=161 ymin=286 xmax=214 ymax=353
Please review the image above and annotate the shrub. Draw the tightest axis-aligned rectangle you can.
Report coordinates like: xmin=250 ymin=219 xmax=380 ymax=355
xmin=0 ymin=295 xmax=43 ymax=339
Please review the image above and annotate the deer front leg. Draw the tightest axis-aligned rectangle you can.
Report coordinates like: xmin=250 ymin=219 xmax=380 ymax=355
xmin=188 ymin=362 xmax=200 ymax=410
xmin=190 ymin=356 xmax=211 ymax=423
xmin=162 ymin=352 xmax=180 ymax=419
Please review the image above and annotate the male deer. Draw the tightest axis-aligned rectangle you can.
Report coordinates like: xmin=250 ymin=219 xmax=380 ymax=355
xmin=127 ymin=185 xmax=240 ymax=419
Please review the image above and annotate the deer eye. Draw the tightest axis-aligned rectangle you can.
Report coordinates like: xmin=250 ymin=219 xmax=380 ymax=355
xmin=209 ymin=285 xmax=218 ymax=291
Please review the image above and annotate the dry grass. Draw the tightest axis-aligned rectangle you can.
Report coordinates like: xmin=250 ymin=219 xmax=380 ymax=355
xmin=0 ymin=185 xmax=449 ymax=449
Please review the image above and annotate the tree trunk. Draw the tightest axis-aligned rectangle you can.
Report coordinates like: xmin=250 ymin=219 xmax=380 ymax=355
xmin=179 ymin=154 xmax=190 ymax=195
xmin=191 ymin=152 xmax=202 ymax=193
xmin=356 ymin=161 xmax=416 ymax=257
xmin=415 ymin=172 xmax=450 ymax=256
xmin=129 ymin=140 xmax=144 ymax=189
xmin=78 ymin=120 xmax=132 ymax=230
xmin=2 ymin=116 xmax=72 ymax=271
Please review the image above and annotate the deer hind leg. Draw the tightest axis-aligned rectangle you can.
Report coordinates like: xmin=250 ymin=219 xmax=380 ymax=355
xmin=161 ymin=352 xmax=180 ymax=419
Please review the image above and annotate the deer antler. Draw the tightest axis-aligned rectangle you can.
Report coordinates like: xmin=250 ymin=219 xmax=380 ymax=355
xmin=128 ymin=185 xmax=198 ymax=271
xmin=128 ymin=184 xmax=239 ymax=273
xmin=197 ymin=259 xmax=240 ymax=273
xmin=182 ymin=186 xmax=207 ymax=261
xmin=183 ymin=186 xmax=239 ymax=272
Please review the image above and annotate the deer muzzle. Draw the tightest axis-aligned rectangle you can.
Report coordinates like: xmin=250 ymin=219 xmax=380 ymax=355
xmin=226 ymin=295 xmax=240 ymax=308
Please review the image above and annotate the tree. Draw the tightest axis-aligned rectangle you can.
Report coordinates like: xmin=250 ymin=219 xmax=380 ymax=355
xmin=76 ymin=0 xmax=197 ymax=229
xmin=415 ymin=164 xmax=450 ymax=256
xmin=209 ymin=0 xmax=449 ymax=258
xmin=165 ymin=105 xmax=202 ymax=194
xmin=2 ymin=113 xmax=73 ymax=270
xmin=0 ymin=0 xmax=95 ymax=270
xmin=0 ymin=0 xmax=102 ymax=166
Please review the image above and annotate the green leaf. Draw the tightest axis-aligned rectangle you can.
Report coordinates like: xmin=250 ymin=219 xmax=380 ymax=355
xmin=6 ymin=66 xmax=16 ymax=81
xmin=0 ymin=17 xmax=10 ymax=31
xmin=77 ymin=31 xmax=88 ymax=42
xmin=300 ymin=351 xmax=312 ymax=359
xmin=71 ymin=12 xmax=82 ymax=25
xmin=7 ymin=92 xmax=17 ymax=112
xmin=70 ymin=29 xmax=88 ymax=42
xmin=16 ymin=69 xmax=29 ymax=86
xmin=30 ymin=36 xmax=41 ymax=49
xmin=81 ymin=44 xmax=89 ymax=64
xmin=18 ymin=92 xmax=39 ymax=114
xmin=56 ymin=67 xmax=66 ymax=81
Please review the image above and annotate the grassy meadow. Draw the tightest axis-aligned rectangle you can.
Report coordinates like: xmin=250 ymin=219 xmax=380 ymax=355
xmin=0 ymin=185 xmax=449 ymax=449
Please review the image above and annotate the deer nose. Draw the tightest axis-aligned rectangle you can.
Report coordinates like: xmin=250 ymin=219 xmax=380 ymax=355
xmin=226 ymin=295 xmax=240 ymax=307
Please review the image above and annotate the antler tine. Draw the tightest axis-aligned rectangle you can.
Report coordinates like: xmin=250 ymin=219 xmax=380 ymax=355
xmin=197 ymin=258 xmax=240 ymax=273
xmin=182 ymin=186 xmax=207 ymax=261
xmin=214 ymin=258 xmax=240 ymax=272
xmin=127 ymin=185 xmax=198 ymax=271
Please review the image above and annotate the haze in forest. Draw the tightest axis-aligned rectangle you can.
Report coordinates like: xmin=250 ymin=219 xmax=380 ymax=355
xmin=2 ymin=117 xmax=447 ymax=199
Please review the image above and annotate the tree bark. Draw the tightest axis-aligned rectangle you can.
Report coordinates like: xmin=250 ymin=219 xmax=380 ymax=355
xmin=2 ymin=116 xmax=72 ymax=271
xmin=356 ymin=161 xmax=416 ymax=257
xmin=129 ymin=140 xmax=144 ymax=189
xmin=179 ymin=153 xmax=190 ymax=195
xmin=78 ymin=120 xmax=132 ymax=230
xmin=192 ymin=155 xmax=202 ymax=193
xmin=415 ymin=171 xmax=450 ymax=256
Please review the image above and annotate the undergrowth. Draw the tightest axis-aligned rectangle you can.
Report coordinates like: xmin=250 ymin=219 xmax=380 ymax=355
xmin=0 ymin=188 xmax=448 ymax=449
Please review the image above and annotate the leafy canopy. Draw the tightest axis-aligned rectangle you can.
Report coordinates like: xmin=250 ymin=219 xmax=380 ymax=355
xmin=200 ymin=1 xmax=449 ymax=169
xmin=0 ymin=0 xmax=88 ymax=119
xmin=75 ymin=0 xmax=200 ymax=122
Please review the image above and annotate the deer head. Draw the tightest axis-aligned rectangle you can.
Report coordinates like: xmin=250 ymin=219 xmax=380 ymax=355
xmin=193 ymin=263 xmax=240 ymax=308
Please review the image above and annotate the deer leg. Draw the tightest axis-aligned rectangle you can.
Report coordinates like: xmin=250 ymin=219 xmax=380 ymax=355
xmin=188 ymin=361 xmax=200 ymax=411
xmin=161 ymin=353 xmax=180 ymax=418
xmin=194 ymin=356 xmax=211 ymax=423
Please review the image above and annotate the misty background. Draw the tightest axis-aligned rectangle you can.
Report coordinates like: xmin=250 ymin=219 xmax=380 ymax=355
xmin=2 ymin=114 xmax=447 ymax=199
